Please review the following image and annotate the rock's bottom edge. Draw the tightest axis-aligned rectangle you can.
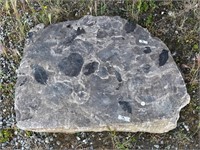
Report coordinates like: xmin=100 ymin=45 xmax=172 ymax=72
xmin=16 ymin=118 xmax=177 ymax=134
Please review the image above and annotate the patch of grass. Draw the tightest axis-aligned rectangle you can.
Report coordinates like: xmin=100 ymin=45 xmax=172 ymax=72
xmin=134 ymin=0 xmax=158 ymax=27
xmin=145 ymin=14 xmax=153 ymax=26
xmin=99 ymin=0 xmax=107 ymax=15
xmin=108 ymin=127 xmax=137 ymax=150
xmin=0 ymin=129 xmax=13 ymax=143
xmin=176 ymin=130 xmax=191 ymax=145
xmin=192 ymin=43 xmax=199 ymax=51
xmin=135 ymin=0 xmax=157 ymax=14
xmin=24 ymin=130 xmax=32 ymax=138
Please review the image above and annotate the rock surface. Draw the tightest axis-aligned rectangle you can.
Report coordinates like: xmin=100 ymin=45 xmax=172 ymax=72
xmin=14 ymin=15 xmax=190 ymax=133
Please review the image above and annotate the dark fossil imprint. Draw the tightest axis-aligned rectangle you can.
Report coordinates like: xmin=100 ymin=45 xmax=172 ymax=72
xmin=143 ymin=47 xmax=152 ymax=54
xmin=124 ymin=21 xmax=136 ymax=33
xmin=159 ymin=49 xmax=169 ymax=66
xmin=118 ymin=101 xmax=132 ymax=114
xmin=77 ymin=27 xmax=86 ymax=35
xmin=33 ymin=65 xmax=48 ymax=84
xmin=58 ymin=53 xmax=84 ymax=77
xmin=83 ymin=61 xmax=99 ymax=76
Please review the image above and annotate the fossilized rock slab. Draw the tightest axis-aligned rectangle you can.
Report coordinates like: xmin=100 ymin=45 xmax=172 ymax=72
xmin=15 ymin=15 xmax=190 ymax=133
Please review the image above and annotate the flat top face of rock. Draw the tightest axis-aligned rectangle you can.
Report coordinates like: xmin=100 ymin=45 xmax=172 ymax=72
xmin=15 ymin=15 xmax=190 ymax=133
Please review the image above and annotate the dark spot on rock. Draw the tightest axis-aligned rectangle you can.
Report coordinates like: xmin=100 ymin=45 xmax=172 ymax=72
xmin=105 ymin=63 xmax=115 ymax=74
xmin=142 ymin=64 xmax=151 ymax=73
xmin=83 ymin=61 xmax=99 ymax=76
xmin=33 ymin=65 xmax=48 ymax=84
xmin=97 ymin=30 xmax=107 ymax=38
xmin=112 ymin=36 xmax=125 ymax=41
xmin=58 ymin=53 xmax=84 ymax=77
xmin=159 ymin=49 xmax=169 ymax=66
xmin=77 ymin=91 xmax=87 ymax=98
xmin=73 ymin=84 xmax=85 ymax=93
xmin=116 ymin=82 xmax=123 ymax=90
xmin=53 ymin=48 xmax=62 ymax=54
xmin=67 ymin=24 xmax=71 ymax=28
xmin=115 ymin=70 xmax=122 ymax=82
xmin=27 ymin=32 xmax=33 ymax=38
xmin=124 ymin=21 xmax=136 ymax=33
xmin=173 ymin=86 xmax=177 ymax=93
xmin=77 ymin=27 xmax=85 ymax=35
xmin=143 ymin=47 xmax=151 ymax=54
xmin=118 ymin=101 xmax=132 ymax=114
xmin=19 ymin=77 xmax=27 ymax=86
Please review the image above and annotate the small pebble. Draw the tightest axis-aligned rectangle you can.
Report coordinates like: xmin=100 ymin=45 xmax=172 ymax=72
xmin=49 ymin=137 xmax=54 ymax=142
xmin=2 ymin=143 xmax=7 ymax=147
xmin=168 ymin=11 xmax=175 ymax=17
xmin=45 ymin=137 xmax=49 ymax=144
xmin=141 ymin=101 xmax=145 ymax=106
xmin=154 ymin=145 xmax=159 ymax=149
xmin=76 ymin=136 xmax=81 ymax=141
xmin=139 ymin=39 xmax=148 ymax=44
xmin=56 ymin=141 xmax=61 ymax=146
xmin=14 ymin=130 xmax=18 ymax=135
xmin=82 ymin=139 xmax=88 ymax=144
xmin=183 ymin=123 xmax=189 ymax=132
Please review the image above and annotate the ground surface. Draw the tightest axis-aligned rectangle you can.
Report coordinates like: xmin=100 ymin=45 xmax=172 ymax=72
xmin=0 ymin=0 xmax=199 ymax=149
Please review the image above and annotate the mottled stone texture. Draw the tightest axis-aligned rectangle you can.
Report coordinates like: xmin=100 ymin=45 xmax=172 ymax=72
xmin=15 ymin=15 xmax=190 ymax=133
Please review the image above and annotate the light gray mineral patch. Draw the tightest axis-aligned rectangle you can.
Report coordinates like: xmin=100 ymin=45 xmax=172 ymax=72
xmin=14 ymin=15 xmax=190 ymax=133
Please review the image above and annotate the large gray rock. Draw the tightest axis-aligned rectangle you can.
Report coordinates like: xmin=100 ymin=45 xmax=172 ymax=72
xmin=15 ymin=15 xmax=190 ymax=133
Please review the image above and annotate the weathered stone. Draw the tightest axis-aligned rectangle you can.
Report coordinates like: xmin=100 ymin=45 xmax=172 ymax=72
xmin=14 ymin=15 xmax=190 ymax=133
